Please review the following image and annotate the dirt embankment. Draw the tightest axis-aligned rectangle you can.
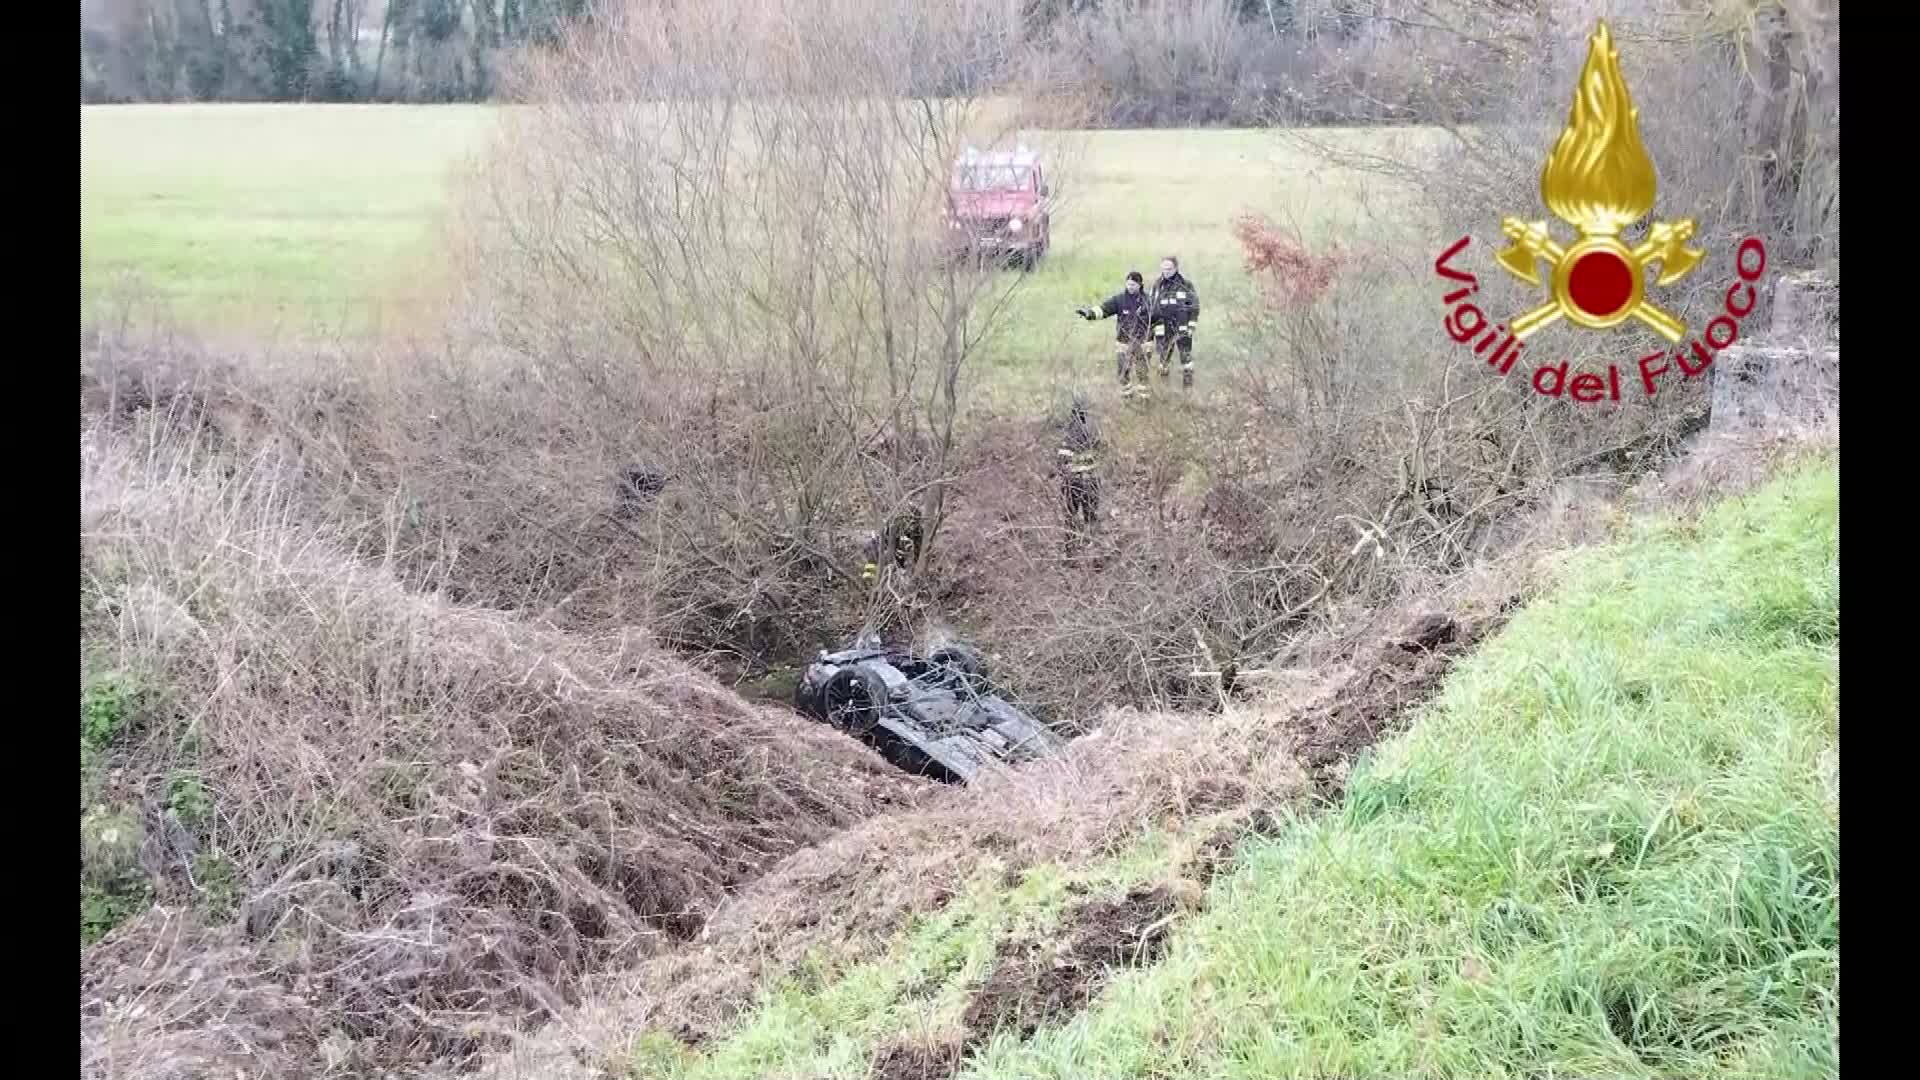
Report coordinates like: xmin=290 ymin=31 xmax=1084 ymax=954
xmin=545 ymin=427 xmax=1833 ymax=1079
xmin=473 ymin=584 xmax=1511 ymax=1080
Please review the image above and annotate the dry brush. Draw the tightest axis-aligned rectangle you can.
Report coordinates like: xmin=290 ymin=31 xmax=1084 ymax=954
xmin=79 ymin=399 xmax=929 ymax=1077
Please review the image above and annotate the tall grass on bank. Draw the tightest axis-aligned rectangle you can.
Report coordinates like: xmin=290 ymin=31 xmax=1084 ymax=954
xmin=966 ymin=458 xmax=1838 ymax=1079
xmin=625 ymin=455 xmax=1837 ymax=1080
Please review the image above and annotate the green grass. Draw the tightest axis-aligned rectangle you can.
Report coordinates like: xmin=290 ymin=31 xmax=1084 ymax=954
xmin=966 ymin=126 xmax=1445 ymax=401
xmin=80 ymin=106 xmax=1442 ymax=379
xmin=634 ymin=457 xmax=1839 ymax=1079
xmin=80 ymin=802 xmax=152 ymax=948
xmin=80 ymin=668 xmax=145 ymax=801
xmin=630 ymin=831 xmax=1194 ymax=1080
xmin=82 ymin=104 xmax=497 ymax=335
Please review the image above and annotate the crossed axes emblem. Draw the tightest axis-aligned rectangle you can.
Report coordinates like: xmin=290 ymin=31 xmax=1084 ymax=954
xmin=1495 ymin=217 xmax=1705 ymax=344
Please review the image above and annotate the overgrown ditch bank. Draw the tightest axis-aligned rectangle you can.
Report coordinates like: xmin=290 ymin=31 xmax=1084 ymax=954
xmin=498 ymin=451 xmax=1836 ymax=1080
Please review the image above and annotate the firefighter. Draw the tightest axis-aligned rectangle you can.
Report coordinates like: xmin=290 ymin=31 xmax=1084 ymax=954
xmin=1055 ymin=393 xmax=1102 ymax=548
xmin=1075 ymin=270 xmax=1153 ymax=397
xmin=1149 ymin=255 xmax=1201 ymax=390
xmin=887 ymin=505 xmax=924 ymax=570
xmin=860 ymin=505 xmax=923 ymax=582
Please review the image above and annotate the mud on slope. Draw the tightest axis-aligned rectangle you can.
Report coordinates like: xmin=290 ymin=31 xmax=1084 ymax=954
xmin=476 ymin=598 xmax=1510 ymax=1080
xmin=959 ymin=881 xmax=1198 ymax=1050
xmin=1288 ymin=610 xmax=1507 ymax=798
xmin=870 ymin=1039 xmax=968 ymax=1080
xmin=811 ymin=880 xmax=1205 ymax=1080
xmin=878 ymin=611 xmax=1506 ymax=1072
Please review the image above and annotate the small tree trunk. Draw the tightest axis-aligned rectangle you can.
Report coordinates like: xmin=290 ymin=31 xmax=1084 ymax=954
xmin=372 ymin=0 xmax=392 ymax=98
xmin=920 ymin=266 xmax=965 ymax=574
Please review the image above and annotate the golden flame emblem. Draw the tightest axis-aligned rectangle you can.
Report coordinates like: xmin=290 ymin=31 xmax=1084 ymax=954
xmin=1496 ymin=20 xmax=1703 ymax=343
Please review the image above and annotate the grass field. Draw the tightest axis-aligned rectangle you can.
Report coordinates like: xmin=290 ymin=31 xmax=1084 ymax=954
xmin=81 ymin=105 xmax=1444 ymax=382
xmin=964 ymin=125 xmax=1442 ymax=395
xmin=82 ymin=105 xmax=498 ymax=336
xmin=626 ymin=456 xmax=1840 ymax=1079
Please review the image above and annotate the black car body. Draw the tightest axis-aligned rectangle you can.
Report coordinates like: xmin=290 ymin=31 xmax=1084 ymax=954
xmin=794 ymin=641 xmax=1062 ymax=783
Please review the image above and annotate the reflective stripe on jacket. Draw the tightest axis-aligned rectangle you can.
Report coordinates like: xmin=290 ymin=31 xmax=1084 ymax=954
xmin=1151 ymin=273 xmax=1200 ymax=327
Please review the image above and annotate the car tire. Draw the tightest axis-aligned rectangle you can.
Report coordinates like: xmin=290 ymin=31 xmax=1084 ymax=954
xmin=823 ymin=667 xmax=889 ymax=735
xmin=929 ymin=643 xmax=988 ymax=683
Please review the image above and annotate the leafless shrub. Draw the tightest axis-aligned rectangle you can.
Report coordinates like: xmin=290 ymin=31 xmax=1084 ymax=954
xmin=1200 ymin=1 xmax=1841 ymax=661
xmin=910 ymin=385 xmax=1477 ymax=726
xmin=1049 ymin=0 xmax=1279 ymax=126
xmin=418 ymin=0 xmax=1096 ymax=659
xmin=1033 ymin=0 xmax=1515 ymax=128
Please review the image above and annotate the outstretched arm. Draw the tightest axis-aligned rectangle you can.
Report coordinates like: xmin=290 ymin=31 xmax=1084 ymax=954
xmin=1076 ymin=293 xmax=1122 ymax=320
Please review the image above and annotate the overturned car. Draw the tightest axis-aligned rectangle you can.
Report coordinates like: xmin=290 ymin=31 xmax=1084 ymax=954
xmin=794 ymin=639 xmax=1063 ymax=783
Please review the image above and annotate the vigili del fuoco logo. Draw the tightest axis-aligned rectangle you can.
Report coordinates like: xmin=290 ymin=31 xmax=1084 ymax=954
xmin=1434 ymin=19 xmax=1769 ymax=404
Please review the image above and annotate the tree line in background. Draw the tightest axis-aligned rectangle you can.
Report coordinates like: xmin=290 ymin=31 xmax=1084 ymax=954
xmin=76 ymin=0 xmax=1837 ymax=187
xmin=81 ymin=0 xmax=594 ymax=103
xmin=80 ymin=0 xmax=1835 ymax=264
xmin=82 ymin=0 xmax=1566 ymax=121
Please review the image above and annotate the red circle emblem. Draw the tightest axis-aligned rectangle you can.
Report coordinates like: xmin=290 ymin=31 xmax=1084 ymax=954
xmin=1567 ymin=250 xmax=1635 ymax=318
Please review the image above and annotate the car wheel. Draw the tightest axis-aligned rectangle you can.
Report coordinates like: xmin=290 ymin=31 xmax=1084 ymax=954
xmin=823 ymin=667 xmax=889 ymax=735
xmin=929 ymin=643 xmax=987 ymax=683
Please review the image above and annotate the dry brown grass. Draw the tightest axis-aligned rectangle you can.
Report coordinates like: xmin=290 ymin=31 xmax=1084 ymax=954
xmin=463 ymin=704 xmax=1320 ymax=1076
xmin=79 ymin=402 xmax=930 ymax=1077
xmin=1635 ymin=411 xmax=1839 ymax=518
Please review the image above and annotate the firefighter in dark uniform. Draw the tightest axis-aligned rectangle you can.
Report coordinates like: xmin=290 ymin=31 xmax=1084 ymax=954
xmin=1076 ymin=270 xmax=1153 ymax=397
xmin=1055 ymin=393 xmax=1101 ymax=547
xmin=860 ymin=505 xmax=923 ymax=584
xmin=1150 ymin=255 xmax=1201 ymax=390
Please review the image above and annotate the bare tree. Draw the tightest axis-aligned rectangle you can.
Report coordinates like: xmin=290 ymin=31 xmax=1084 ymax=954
xmin=446 ymin=0 xmax=1084 ymax=655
